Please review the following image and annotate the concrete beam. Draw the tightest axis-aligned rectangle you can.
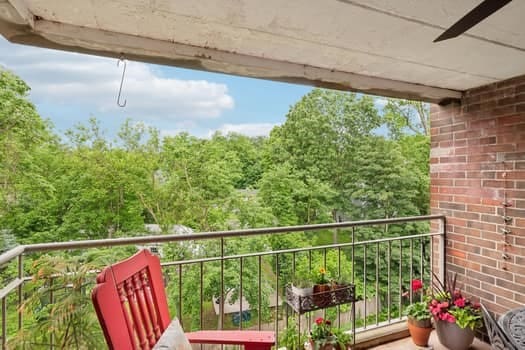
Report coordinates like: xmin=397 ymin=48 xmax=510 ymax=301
xmin=0 ymin=0 xmax=32 ymax=26
xmin=1 ymin=11 xmax=462 ymax=104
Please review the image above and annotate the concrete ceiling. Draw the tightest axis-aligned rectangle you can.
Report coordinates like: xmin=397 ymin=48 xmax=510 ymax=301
xmin=1 ymin=0 xmax=524 ymax=104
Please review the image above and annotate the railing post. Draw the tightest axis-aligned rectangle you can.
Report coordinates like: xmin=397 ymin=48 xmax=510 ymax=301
xmin=18 ymin=255 xmax=23 ymax=331
xmin=49 ymin=277 xmax=54 ymax=350
xmin=220 ymin=238 xmax=224 ymax=331
xmin=2 ymin=297 xmax=5 ymax=350
xmin=439 ymin=216 xmax=447 ymax=283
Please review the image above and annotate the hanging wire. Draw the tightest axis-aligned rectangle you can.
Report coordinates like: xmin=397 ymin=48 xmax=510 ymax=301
xmin=501 ymin=161 xmax=512 ymax=270
xmin=117 ymin=57 xmax=127 ymax=107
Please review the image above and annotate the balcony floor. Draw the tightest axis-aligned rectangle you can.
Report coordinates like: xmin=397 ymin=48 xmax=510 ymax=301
xmin=368 ymin=330 xmax=491 ymax=350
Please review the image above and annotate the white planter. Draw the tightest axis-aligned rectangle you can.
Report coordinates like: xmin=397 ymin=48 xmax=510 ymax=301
xmin=291 ymin=285 xmax=313 ymax=296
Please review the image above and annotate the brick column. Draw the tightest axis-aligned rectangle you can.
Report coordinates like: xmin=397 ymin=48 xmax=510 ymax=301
xmin=430 ymin=75 xmax=525 ymax=315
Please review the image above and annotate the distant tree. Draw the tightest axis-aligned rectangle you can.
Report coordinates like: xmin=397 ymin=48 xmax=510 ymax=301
xmin=383 ymin=99 xmax=430 ymax=138
xmin=258 ymin=163 xmax=335 ymax=226
xmin=265 ymin=89 xmax=381 ymax=185
xmin=213 ymin=132 xmax=265 ymax=189
xmin=397 ymin=134 xmax=430 ymax=215
xmin=263 ymin=89 xmax=381 ymax=223
xmin=0 ymin=68 xmax=50 ymax=202
xmin=344 ymin=136 xmax=420 ymax=220
xmin=132 ymin=132 xmax=242 ymax=232
xmin=0 ymin=68 xmax=57 ymax=241
xmin=383 ymin=99 xmax=430 ymax=215
xmin=55 ymin=118 xmax=145 ymax=239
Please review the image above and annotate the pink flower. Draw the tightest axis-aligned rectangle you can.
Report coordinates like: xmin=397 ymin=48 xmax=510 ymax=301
xmin=438 ymin=301 xmax=449 ymax=308
xmin=411 ymin=279 xmax=423 ymax=292
xmin=315 ymin=317 xmax=324 ymax=325
xmin=454 ymin=298 xmax=465 ymax=308
xmin=445 ymin=313 xmax=456 ymax=323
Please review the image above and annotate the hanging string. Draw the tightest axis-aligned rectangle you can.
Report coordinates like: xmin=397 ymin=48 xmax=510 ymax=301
xmin=501 ymin=161 xmax=512 ymax=270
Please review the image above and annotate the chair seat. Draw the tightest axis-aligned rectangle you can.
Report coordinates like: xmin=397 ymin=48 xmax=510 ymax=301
xmin=186 ymin=330 xmax=275 ymax=345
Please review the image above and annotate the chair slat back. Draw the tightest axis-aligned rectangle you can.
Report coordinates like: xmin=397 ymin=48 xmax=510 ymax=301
xmin=92 ymin=250 xmax=171 ymax=350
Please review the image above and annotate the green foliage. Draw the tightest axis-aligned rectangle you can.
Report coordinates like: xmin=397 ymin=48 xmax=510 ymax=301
xmin=9 ymin=254 xmax=105 ymax=349
xmin=449 ymin=307 xmax=482 ymax=330
xmin=258 ymin=164 xmax=335 ymax=225
xmin=344 ymin=136 xmax=419 ymax=220
xmin=405 ymin=301 xmax=431 ymax=321
xmin=215 ymin=132 xmax=265 ymax=189
xmin=383 ymin=99 xmax=430 ymax=138
xmin=279 ymin=317 xmax=307 ymax=350
xmin=0 ymin=68 xmax=55 ymax=240
xmin=263 ymin=89 xmax=382 ymax=219
xmin=0 ymin=230 xmax=17 ymax=252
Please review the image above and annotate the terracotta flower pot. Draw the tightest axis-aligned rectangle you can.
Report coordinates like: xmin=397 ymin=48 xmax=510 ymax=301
xmin=407 ymin=317 xmax=432 ymax=347
xmin=313 ymin=284 xmax=332 ymax=307
xmin=434 ymin=319 xmax=474 ymax=350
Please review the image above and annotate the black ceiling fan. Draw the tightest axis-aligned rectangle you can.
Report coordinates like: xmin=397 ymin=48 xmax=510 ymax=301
xmin=434 ymin=0 xmax=512 ymax=42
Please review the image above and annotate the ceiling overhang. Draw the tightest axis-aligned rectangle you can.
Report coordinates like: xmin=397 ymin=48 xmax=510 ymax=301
xmin=2 ymin=1 xmax=524 ymax=105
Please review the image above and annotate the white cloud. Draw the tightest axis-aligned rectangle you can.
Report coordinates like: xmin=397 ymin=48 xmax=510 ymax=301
xmin=208 ymin=123 xmax=278 ymax=137
xmin=0 ymin=38 xmax=234 ymax=121
xmin=374 ymin=97 xmax=388 ymax=110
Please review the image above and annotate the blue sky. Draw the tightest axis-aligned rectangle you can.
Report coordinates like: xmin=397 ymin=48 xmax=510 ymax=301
xmin=0 ymin=36 xmax=314 ymax=138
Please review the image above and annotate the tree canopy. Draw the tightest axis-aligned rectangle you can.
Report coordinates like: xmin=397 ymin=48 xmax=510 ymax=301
xmin=0 ymin=69 xmax=431 ymax=345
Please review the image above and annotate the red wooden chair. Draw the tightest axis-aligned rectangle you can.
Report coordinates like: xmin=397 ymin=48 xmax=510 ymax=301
xmin=91 ymin=249 xmax=274 ymax=350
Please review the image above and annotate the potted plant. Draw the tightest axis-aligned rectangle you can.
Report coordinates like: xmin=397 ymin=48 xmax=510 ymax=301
xmin=332 ymin=272 xmax=352 ymax=302
xmin=313 ymin=267 xmax=332 ymax=307
xmin=429 ymin=273 xmax=482 ymax=350
xmin=309 ymin=317 xmax=351 ymax=350
xmin=404 ymin=279 xmax=432 ymax=347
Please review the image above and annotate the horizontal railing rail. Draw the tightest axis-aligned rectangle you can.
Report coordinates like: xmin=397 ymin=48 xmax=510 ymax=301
xmin=1 ymin=215 xmax=444 ymax=259
xmin=0 ymin=214 xmax=446 ymax=349
xmin=161 ymin=231 xmax=439 ymax=266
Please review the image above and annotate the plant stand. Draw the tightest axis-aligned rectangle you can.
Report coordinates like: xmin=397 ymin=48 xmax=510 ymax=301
xmin=285 ymin=284 xmax=356 ymax=349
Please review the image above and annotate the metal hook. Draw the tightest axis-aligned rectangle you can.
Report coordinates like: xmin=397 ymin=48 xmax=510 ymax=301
xmin=117 ymin=58 xmax=127 ymax=107
xmin=501 ymin=227 xmax=512 ymax=235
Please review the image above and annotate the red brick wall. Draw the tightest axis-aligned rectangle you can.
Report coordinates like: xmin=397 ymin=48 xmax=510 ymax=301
xmin=430 ymin=75 xmax=525 ymax=316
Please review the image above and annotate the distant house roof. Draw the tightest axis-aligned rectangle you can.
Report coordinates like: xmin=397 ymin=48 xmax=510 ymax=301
xmin=144 ymin=224 xmax=194 ymax=235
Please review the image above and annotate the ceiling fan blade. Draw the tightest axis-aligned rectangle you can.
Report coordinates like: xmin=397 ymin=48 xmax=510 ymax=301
xmin=434 ymin=0 xmax=512 ymax=42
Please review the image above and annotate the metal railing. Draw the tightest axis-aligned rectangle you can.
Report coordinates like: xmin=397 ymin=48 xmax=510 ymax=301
xmin=0 ymin=215 xmax=446 ymax=349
